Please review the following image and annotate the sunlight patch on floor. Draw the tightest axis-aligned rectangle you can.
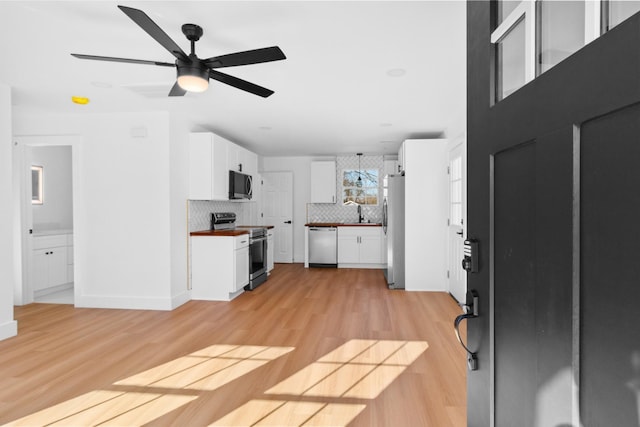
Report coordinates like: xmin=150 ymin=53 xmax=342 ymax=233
xmin=6 ymin=344 xmax=294 ymax=426
xmin=265 ymin=339 xmax=428 ymax=399
xmin=5 ymin=390 xmax=198 ymax=427
xmin=116 ymin=344 xmax=294 ymax=390
xmin=209 ymin=399 xmax=367 ymax=427
xmin=211 ymin=339 xmax=429 ymax=426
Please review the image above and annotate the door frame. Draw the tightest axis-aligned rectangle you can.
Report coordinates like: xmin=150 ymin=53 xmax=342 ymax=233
xmin=13 ymin=135 xmax=80 ymax=306
xmin=448 ymin=137 xmax=467 ymax=302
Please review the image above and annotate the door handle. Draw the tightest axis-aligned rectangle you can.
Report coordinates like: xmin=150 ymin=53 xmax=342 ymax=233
xmin=456 ymin=230 xmax=464 ymax=236
xmin=284 ymin=220 xmax=292 ymax=224
xmin=454 ymin=290 xmax=479 ymax=371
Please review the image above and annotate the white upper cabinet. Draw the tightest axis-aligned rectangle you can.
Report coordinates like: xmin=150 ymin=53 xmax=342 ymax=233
xmin=227 ymin=142 xmax=240 ymax=173
xmin=398 ymin=142 xmax=406 ymax=173
xmin=228 ymin=144 xmax=258 ymax=177
xmin=241 ymin=147 xmax=258 ymax=177
xmin=310 ymin=160 xmax=337 ymax=203
xmin=189 ymin=132 xmax=259 ymax=201
xmin=383 ymin=159 xmax=399 ymax=177
xmin=189 ymin=132 xmax=229 ymax=200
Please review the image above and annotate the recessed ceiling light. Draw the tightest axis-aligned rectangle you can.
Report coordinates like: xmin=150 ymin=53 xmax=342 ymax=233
xmin=71 ymin=96 xmax=90 ymax=105
xmin=386 ymin=68 xmax=407 ymax=77
xmin=91 ymin=81 xmax=112 ymax=89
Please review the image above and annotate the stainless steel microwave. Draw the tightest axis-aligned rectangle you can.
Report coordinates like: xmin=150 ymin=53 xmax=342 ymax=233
xmin=229 ymin=170 xmax=253 ymax=199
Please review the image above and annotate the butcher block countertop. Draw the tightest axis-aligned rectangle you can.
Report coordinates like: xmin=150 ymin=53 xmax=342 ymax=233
xmin=190 ymin=229 xmax=249 ymax=237
xmin=305 ymin=222 xmax=382 ymax=227
xmin=190 ymin=225 xmax=275 ymax=237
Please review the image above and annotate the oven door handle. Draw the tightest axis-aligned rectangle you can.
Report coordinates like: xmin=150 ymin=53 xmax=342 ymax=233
xmin=250 ymin=236 xmax=268 ymax=243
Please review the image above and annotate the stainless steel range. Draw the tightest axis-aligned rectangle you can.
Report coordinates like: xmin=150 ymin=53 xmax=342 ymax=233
xmin=211 ymin=213 xmax=268 ymax=290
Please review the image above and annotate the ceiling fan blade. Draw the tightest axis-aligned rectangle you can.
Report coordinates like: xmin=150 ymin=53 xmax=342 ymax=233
xmin=71 ymin=53 xmax=175 ymax=67
xmin=118 ymin=5 xmax=189 ymax=62
xmin=209 ymin=70 xmax=274 ymax=98
xmin=168 ymin=82 xmax=187 ymax=97
xmin=204 ymin=46 xmax=286 ymax=69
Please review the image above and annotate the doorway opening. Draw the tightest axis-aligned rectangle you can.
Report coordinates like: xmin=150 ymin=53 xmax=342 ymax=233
xmin=14 ymin=136 xmax=78 ymax=306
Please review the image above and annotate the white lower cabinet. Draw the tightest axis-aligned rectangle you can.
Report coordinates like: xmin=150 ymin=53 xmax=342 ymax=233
xmin=337 ymin=226 xmax=383 ymax=267
xmin=32 ymin=234 xmax=72 ymax=292
xmin=267 ymin=229 xmax=275 ymax=273
xmin=235 ymin=244 xmax=250 ymax=292
xmin=191 ymin=234 xmax=249 ymax=301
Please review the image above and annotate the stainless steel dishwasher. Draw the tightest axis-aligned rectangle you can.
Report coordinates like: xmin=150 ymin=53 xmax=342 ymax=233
xmin=308 ymin=226 xmax=337 ymax=267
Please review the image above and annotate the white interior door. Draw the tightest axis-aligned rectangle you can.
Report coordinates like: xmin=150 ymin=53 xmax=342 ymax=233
xmin=261 ymin=172 xmax=293 ymax=263
xmin=448 ymin=142 xmax=466 ymax=302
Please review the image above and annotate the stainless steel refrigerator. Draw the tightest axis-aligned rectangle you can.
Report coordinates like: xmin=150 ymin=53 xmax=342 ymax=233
xmin=383 ymin=174 xmax=405 ymax=289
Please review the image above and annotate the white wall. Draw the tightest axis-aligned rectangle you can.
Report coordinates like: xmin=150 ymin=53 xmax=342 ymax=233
xmin=13 ymin=111 xmax=181 ymax=310
xmin=169 ymin=112 xmax=190 ymax=308
xmin=261 ymin=156 xmax=313 ymax=263
xmin=404 ymin=139 xmax=449 ymax=292
xmin=0 ymin=84 xmax=17 ymax=341
xmin=29 ymin=145 xmax=73 ymax=231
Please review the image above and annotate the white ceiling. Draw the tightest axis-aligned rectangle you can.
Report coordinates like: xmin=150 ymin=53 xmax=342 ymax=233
xmin=0 ymin=1 xmax=466 ymax=156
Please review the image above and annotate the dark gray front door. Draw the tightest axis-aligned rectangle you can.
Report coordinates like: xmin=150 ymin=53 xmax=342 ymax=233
xmin=493 ymin=130 xmax=574 ymax=426
xmin=581 ymin=102 xmax=640 ymax=426
xmin=466 ymin=3 xmax=640 ymax=425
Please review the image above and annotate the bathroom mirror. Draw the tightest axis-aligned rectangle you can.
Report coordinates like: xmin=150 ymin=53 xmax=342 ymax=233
xmin=31 ymin=165 xmax=43 ymax=205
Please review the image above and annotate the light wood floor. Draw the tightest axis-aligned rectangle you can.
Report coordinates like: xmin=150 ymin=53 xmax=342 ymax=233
xmin=0 ymin=264 xmax=466 ymax=426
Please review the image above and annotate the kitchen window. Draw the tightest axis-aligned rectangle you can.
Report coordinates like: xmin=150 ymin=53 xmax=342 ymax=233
xmin=343 ymin=169 xmax=379 ymax=205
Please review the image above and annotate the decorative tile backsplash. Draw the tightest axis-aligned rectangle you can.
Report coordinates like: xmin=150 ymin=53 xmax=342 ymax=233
xmin=189 ymin=200 xmax=258 ymax=232
xmin=307 ymin=155 xmax=384 ymax=224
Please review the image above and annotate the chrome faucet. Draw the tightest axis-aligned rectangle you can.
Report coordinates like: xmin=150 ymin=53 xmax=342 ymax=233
xmin=357 ymin=205 xmax=364 ymax=223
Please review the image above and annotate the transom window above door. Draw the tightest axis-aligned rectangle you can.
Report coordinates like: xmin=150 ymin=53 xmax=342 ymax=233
xmin=492 ymin=0 xmax=640 ymax=102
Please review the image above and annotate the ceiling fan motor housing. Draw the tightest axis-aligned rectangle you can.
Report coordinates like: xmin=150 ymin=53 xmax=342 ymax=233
xmin=176 ymin=55 xmax=209 ymax=92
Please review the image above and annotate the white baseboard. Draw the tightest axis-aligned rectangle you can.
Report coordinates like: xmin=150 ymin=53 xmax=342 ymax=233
xmin=171 ymin=290 xmax=191 ymax=309
xmin=338 ymin=263 xmax=385 ymax=269
xmin=0 ymin=319 xmax=18 ymax=341
xmin=75 ymin=294 xmax=177 ymax=311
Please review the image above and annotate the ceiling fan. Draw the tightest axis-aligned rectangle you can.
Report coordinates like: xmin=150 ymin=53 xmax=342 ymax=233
xmin=71 ymin=5 xmax=286 ymax=98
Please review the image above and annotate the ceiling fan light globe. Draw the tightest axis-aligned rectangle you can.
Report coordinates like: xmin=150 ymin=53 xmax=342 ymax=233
xmin=177 ymin=75 xmax=209 ymax=92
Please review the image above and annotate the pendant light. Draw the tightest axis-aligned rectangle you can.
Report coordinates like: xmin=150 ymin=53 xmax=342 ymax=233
xmin=357 ymin=153 xmax=363 ymax=187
